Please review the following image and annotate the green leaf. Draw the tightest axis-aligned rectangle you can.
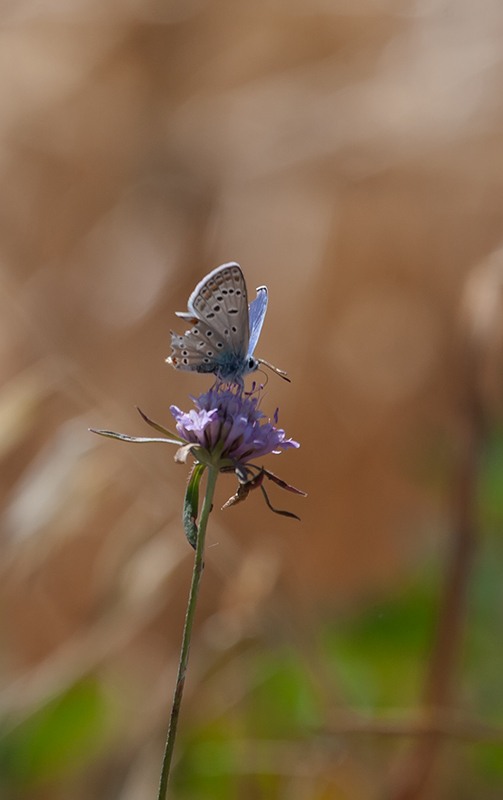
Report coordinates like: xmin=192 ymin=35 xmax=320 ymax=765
xmin=183 ymin=463 xmax=206 ymax=549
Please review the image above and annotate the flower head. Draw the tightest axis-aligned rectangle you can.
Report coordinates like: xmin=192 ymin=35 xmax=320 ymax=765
xmin=90 ymin=383 xmax=304 ymax=524
xmin=170 ymin=385 xmax=299 ymax=465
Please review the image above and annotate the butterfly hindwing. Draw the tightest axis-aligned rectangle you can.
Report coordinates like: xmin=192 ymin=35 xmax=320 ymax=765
xmin=168 ymin=325 xmax=227 ymax=373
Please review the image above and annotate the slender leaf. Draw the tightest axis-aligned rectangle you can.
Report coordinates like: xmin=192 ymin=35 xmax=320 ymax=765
xmin=183 ymin=463 xmax=206 ymax=548
xmin=89 ymin=429 xmax=180 ymax=445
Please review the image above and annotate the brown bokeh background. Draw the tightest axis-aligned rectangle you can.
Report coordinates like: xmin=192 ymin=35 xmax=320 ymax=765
xmin=2 ymin=1 xmax=503 ymax=798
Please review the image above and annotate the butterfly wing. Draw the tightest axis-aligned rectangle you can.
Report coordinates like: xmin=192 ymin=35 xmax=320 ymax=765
xmin=167 ymin=263 xmax=251 ymax=377
xmin=184 ymin=262 xmax=250 ymax=356
xmin=168 ymin=327 xmax=228 ymax=373
xmin=247 ymin=286 xmax=268 ymax=357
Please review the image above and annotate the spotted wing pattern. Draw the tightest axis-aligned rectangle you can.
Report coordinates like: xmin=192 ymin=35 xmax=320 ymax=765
xmin=186 ymin=263 xmax=249 ymax=355
xmin=167 ymin=263 xmax=251 ymax=377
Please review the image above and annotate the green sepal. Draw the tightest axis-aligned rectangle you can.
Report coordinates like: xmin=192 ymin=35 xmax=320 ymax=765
xmin=183 ymin=463 xmax=206 ymax=549
xmin=136 ymin=407 xmax=184 ymax=442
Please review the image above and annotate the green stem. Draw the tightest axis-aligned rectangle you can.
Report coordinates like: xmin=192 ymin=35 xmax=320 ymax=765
xmin=157 ymin=465 xmax=219 ymax=800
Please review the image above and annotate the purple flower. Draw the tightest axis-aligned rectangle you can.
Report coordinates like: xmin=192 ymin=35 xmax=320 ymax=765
xmin=91 ymin=384 xmax=305 ymax=520
xmin=170 ymin=385 xmax=299 ymax=465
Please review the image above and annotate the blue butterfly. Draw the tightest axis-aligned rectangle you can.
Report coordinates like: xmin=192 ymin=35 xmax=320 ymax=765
xmin=166 ymin=262 xmax=289 ymax=383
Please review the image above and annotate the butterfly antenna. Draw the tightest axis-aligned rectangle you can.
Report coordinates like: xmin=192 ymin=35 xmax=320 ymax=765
xmin=257 ymin=359 xmax=291 ymax=383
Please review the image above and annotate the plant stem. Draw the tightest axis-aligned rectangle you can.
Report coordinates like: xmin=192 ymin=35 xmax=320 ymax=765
xmin=157 ymin=466 xmax=218 ymax=800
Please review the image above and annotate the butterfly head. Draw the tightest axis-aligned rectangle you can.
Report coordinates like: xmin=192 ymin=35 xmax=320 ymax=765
xmin=245 ymin=356 xmax=291 ymax=382
xmin=245 ymin=356 xmax=260 ymax=375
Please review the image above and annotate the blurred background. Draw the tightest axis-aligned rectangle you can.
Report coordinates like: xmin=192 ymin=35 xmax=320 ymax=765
xmin=1 ymin=0 xmax=503 ymax=798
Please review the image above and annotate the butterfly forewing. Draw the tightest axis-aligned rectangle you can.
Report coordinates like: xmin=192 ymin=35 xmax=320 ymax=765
xmin=187 ymin=263 xmax=249 ymax=356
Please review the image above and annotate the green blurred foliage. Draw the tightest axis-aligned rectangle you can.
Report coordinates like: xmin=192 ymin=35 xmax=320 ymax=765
xmin=0 ymin=679 xmax=108 ymax=792
xmin=171 ymin=579 xmax=439 ymax=798
xmin=247 ymin=648 xmax=321 ymax=736
xmin=174 ymin=721 xmax=239 ymax=800
xmin=470 ymin=742 xmax=503 ymax=783
xmin=321 ymin=579 xmax=436 ymax=711
xmin=172 ymin=648 xmax=320 ymax=799
xmin=479 ymin=424 xmax=503 ymax=528
xmin=465 ymin=426 xmax=503 ymax=739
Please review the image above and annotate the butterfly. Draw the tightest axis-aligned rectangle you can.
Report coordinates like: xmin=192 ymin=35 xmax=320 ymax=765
xmin=166 ymin=262 xmax=289 ymax=384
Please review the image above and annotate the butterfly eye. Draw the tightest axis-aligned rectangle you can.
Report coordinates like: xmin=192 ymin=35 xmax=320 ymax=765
xmin=248 ymin=358 xmax=255 ymax=369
